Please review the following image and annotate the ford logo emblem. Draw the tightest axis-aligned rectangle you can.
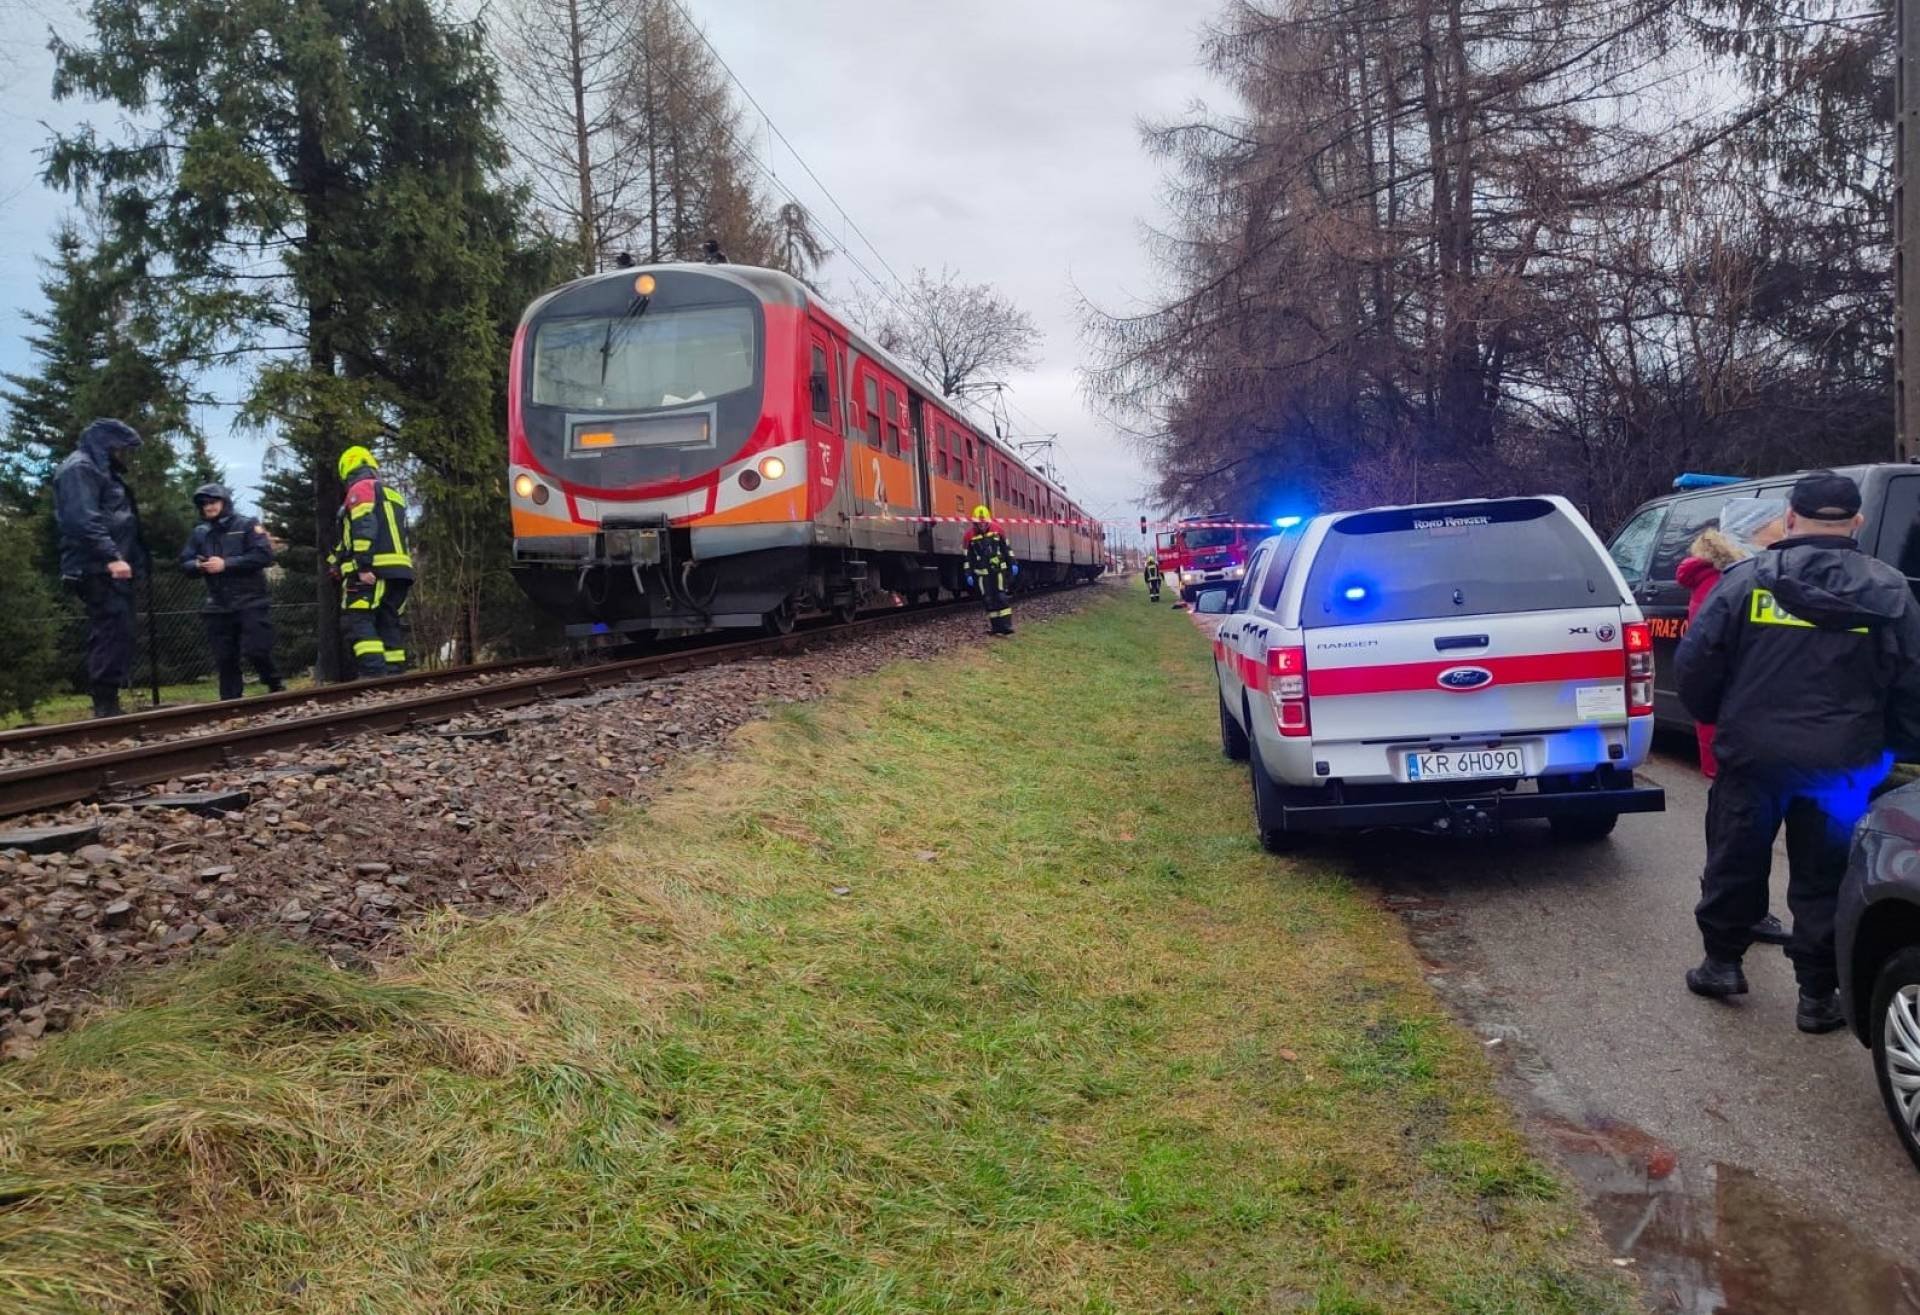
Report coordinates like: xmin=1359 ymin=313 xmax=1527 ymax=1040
xmin=1437 ymin=666 xmax=1493 ymax=691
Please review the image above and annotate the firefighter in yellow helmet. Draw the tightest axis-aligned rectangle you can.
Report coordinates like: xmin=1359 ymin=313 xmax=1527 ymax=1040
xmin=1143 ymin=552 xmax=1163 ymax=603
xmin=324 ymin=446 xmax=415 ymax=678
xmin=963 ymin=504 xmax=1015 ymax=636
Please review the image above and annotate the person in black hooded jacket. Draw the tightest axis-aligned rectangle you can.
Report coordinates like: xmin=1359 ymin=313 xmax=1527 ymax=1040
xmin=180 ymin=483 xmax=284 ymax=700
xmin=51 ymin=418 xmax=143 ymax=718
xmin=1676 ymin=470 xmax=1920 ymax=1033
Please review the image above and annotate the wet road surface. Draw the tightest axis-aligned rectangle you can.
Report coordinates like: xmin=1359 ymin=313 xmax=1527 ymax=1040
xmin=1333 ymin=748 xmax=1920 ymax=1314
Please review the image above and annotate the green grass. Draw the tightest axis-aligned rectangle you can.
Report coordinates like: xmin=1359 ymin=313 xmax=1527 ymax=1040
xmin=0 ymin=585 xmax=1634 ymax=1313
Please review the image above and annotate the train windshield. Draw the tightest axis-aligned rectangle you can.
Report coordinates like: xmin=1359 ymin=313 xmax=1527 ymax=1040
xmin=1183 ymin=527 xmax=1238 ymax=549
xmin=531 ymin=305 xmax=757 ymax=413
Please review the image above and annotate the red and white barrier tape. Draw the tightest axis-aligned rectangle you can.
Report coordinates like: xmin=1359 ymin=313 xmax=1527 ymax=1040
xmin=854 ymin=514 xmax=1269 ymax=530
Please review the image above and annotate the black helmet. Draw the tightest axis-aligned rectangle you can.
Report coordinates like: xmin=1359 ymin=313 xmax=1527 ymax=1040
xmin=192 ymin=482 xmax=233 ymax=508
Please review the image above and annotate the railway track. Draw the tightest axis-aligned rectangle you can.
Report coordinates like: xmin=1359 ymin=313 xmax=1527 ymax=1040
xmin=0 ymin=597 xmax=984 ymax=821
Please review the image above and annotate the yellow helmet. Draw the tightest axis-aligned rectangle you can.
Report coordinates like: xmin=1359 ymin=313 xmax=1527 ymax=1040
xmin=971 ymin=504 xmax=991 ymax=522
xmin=337 ymin=445 xmax=377 ymax=482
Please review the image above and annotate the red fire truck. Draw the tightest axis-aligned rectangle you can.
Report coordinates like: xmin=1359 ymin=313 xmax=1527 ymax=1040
xmin=1163 ymin=516 xmax=1259 ymax=603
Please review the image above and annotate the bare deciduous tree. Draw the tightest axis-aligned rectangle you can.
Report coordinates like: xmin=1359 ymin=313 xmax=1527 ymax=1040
xmin=869 ymin=266 xmax=1042 ymax=399
xmin=496 ymin=0 xmax=830 ymax=285
xmin=1083 ymin=0 xmax=1892 ymax=530
xmin=497 ymin=0 xmax=648 ymax=274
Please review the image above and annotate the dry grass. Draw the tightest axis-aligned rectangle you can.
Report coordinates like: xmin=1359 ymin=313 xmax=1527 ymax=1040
xmin=0 ymin=586 xmax=1633 ymax=1314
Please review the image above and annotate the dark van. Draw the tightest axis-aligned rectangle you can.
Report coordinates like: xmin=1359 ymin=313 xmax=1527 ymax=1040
xmin=1604 ymin=464 xmax=1920 ymax=731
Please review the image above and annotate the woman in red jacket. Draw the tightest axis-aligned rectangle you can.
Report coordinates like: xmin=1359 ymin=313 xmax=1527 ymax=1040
xmin=1673 ymin=527 xmax=1746 ymax=779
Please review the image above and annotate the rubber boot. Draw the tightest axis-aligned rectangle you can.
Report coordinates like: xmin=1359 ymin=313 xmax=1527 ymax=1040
xmin=89 ymin=683 xmax=122 ymax=720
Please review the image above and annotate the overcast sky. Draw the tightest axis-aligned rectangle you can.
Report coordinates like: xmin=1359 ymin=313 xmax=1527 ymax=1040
xmin=0 ymin=0 xmax=1220 ymax=540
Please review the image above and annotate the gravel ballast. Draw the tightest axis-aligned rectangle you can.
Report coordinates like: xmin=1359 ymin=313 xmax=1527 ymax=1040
xmin=0 ymin=587 xmax=1109 ymax=1055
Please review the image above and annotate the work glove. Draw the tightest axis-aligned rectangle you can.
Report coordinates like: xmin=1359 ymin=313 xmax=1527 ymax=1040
xmin=964 ymin=573 xmax=975 ymax=589
xmin=1011 ymin=563 xmax=1021 ymax=578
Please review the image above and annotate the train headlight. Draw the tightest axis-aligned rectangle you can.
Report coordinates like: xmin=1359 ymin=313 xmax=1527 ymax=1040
xmin=758 ymin=456 xmax=786 ymax=481
xmin=514 ymin=473 xmax=534 ymax=499
xmin=634 ymin=273 xmax=656 ymax=296
xmin=513 ymin=473 xmax=551 ymax=506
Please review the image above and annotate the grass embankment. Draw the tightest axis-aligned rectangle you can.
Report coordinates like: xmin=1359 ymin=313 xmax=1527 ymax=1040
xmin=0 ymin=587 xmax=1631 ymax=1314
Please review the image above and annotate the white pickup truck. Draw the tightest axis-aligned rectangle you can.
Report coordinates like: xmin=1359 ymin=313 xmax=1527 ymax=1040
xmin=1202 ymin=496 xmax=1666 ymax=850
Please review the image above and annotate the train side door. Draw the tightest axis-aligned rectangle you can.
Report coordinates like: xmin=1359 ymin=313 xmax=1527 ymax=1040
xmin=805 ymin=325 xmax=847 ymax=525
xmin=907 ymin=393 xmax=934 ymax=553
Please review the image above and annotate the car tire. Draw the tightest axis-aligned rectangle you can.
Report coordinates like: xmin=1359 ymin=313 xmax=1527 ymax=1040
xmin=1250 ymin=745 xmax=1298 ymax=854
xmin=1869 ymin=946 xmax=1920 ymax=1172
xmin=1219 ymin=690 xmax=1249 ymax=761
xmin=1548 ymin=812 xmax=1618 ymax=843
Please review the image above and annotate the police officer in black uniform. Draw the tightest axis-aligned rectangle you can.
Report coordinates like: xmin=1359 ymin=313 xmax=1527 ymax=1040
xmin=51 ymin=418 xmax=144 ymax=718
xmin=180 ymin=483 xmax=285 ymax=700
xmin=1677 ymin=471 xmax=1920 ymax=1032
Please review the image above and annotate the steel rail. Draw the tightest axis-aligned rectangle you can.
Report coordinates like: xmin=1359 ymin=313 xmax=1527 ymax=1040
xmin=0 ymin=655 xmax=557 ymax=756
xmin=0 ymin=599 xmax=982 ymax=821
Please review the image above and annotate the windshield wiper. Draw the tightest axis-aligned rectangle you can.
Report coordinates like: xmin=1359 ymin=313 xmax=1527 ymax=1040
xmin=598 ymin=293 xmax=652 ymax=387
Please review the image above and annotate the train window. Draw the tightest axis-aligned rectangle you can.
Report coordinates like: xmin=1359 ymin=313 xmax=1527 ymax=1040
xmin=885 ymin=387 xmax=901 ymax=456
xmin=810 ymin=346 xmax=830 ymax=422
xmin=863 ymin=375 xmax=881 ymax=446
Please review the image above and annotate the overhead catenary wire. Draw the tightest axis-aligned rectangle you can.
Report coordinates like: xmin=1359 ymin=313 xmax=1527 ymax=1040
xmin=661 ymin=0 xmax=911 ymax=295
xmin=650 ymin=3 xmax=1105 ymax=525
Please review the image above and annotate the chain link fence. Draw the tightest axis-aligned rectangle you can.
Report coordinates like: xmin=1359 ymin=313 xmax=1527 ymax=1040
xmin=1 ymin=563 xmax=562 ymax=725
xmin=7 ymin=570 xmax=320 ymax=717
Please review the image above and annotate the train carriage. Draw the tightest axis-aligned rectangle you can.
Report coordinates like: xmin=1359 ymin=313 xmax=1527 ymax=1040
xmin=507 ymin=262 xmax=1102 ymax=638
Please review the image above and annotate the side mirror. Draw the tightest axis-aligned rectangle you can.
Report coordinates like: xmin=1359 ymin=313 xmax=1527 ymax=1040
xmin=1194 ymin=589 xmax=1231 ymax=614
xmin=808 ymin=371 xmax=830 ymax=414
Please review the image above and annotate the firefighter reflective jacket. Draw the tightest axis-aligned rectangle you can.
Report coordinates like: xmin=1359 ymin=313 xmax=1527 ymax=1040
xmin=327 ymin=475 xmax=414 ymax=582
xmin=964 ymin=525 xmax=1010 ymax=577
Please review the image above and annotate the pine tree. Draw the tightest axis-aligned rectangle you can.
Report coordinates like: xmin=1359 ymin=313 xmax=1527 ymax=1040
xmin=0 ymin=224 xmax=197 ymax=521
xmin=50 ymin=0 xmax=536 ymax=679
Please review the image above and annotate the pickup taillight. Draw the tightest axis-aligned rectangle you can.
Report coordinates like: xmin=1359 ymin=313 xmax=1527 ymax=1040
xmin=1267 ymin=645 xmax=1310 ymax=736
xmin=1625 ymin=621 xmax=1654 ymax=716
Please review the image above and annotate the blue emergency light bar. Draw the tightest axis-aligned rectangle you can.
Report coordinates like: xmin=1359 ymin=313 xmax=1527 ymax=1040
xmin=1672 ymin=472 xmax=1746 ymax=490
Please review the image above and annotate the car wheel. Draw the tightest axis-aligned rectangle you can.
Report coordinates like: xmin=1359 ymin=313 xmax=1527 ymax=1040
xmin=1549 ymin=812 xmax=1618 ymax=843
xmin=1219 ymin=689 xmax=1249 ymax=761
xmin=1250 ymin=745 xmax=1298 ymax=854
xmin=1870 ymin=946 xmax=1920 ymax=1171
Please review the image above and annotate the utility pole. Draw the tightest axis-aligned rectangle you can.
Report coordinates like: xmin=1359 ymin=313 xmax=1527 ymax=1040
xmin=1899 ymin=0 xmax=1920 ymax=459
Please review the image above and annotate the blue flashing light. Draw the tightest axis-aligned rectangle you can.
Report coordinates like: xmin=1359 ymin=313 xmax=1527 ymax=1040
xmin=1343 ymin=585 xmax=1368 ymax=602
xmin=1672 ymin=472 xmax=1745 ymax=490
xmin=1274 ymin=515 xmax=1303 ymax=529
xmin=591 ymin=622 xmax=610 ymax=634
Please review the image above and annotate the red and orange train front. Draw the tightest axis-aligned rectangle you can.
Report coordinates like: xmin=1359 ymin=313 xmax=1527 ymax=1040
xmin=506 ymin=263 xmax=821 ymax=636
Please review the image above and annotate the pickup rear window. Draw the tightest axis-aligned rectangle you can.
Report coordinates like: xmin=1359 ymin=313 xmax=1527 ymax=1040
xmin=1304 ymin=499 xmax=1622 ymax=626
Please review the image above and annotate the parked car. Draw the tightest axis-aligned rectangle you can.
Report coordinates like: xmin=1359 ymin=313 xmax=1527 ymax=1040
xmin=1203 ymin=496 xmax=1665 ymax=850
xmin=1838 ymin=782 xmax=1920 ymax=1170
xmin=1604 ymin=464 xmax=1920 ymax=732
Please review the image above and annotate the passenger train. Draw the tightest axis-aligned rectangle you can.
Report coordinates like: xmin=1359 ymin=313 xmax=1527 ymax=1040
xmin=506 ymin=263 xmax=1105 ymax=637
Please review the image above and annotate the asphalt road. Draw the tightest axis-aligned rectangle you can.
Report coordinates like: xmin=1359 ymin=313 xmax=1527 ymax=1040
xmin=1332 ymin=748 xmax=1920 ymax=1314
